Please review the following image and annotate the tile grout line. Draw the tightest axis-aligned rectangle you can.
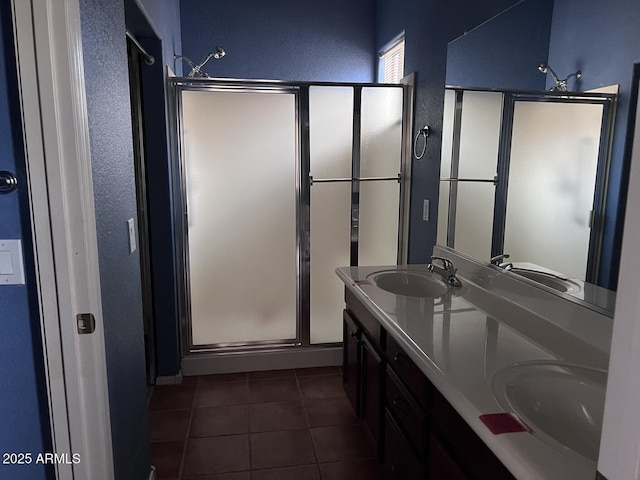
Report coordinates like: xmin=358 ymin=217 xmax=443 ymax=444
xmin=177 ymin=376 xmax=199 ymax=480
xmin=294 ymin=369 xmax=323 ymax=478
xmin=246 ymin=374 xmax=253 ymax=474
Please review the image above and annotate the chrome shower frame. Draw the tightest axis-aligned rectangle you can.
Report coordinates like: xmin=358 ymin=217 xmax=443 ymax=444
xmin=168 ymin=77 xmax=414 ymax=370
xmin=442 ymin=85 xmax=617 ymax=284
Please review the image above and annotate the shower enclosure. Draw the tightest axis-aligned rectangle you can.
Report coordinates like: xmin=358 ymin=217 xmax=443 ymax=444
xmin=437 ymin=87 xmax=616 ymax=283
xmin=170 ymin=78 xmax=413 ymax=369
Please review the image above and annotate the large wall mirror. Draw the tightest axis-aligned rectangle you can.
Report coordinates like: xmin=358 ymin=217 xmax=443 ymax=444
xmin=436 ymin=0 xmax=640 ymax=316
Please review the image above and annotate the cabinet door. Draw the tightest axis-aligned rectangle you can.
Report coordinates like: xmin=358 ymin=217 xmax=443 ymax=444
xmin=361 ymin=333 xmax=383 ymax=451
xmin=429 ymin=434 xmax=468 ymax=480
xmin=343 ymin=310 xmax=360 ymax=415
xmin=384 ymin=411 xmax=425 ymax=480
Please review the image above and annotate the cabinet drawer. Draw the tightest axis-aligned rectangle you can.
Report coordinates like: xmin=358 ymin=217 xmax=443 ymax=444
xmin=386 ymin=367 xmax=428 ymax=458
xmin=345 ymin=288 xmax=383 ymax=350
xmin=387 ymin=335 xmax=431 ymax=410
xmin=430 ymin=390 xmax=515 ymax=480
xmin=384 ymin=410 xmax=425 ymax=480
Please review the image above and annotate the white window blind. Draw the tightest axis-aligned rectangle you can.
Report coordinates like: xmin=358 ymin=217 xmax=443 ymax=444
xmin=379 ymin=36 xmax=405 ymax=84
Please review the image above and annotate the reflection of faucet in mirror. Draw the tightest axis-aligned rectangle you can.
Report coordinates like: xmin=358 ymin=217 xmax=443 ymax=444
xmin=490 ymin=254 xmax=513 ymax=271
xmin=428 ymin=256 xmax=463 ymax=287
xmin=537 ymin=62 xmax=582 ymax=92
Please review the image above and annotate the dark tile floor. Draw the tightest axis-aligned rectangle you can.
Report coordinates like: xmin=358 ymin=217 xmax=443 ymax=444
xmin=148 ymin=366 xmax=386 ymax=479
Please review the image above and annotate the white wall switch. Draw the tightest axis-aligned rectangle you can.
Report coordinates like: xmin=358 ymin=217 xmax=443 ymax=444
xmin=0 ymin=239 xmax=25 ymax=285
xmin=423 ymin=199 xmax=430 ymax=221
xmin=127 ymin=218 xmax=137 ymax=254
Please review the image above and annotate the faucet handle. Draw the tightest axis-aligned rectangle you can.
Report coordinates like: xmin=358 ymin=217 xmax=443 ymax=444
xmin=490 ymin=253 xmax=510 ymax=265
xmin=430 ymin=256 xmax=454 ymax=271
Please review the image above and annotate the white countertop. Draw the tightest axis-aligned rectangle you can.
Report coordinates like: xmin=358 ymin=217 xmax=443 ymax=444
xmin=336 ymin=260 xmax=610 ymax=480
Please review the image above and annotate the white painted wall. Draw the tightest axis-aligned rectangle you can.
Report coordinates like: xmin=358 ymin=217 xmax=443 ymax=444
xmin=598 ymin=80 xmax=640 ymax=479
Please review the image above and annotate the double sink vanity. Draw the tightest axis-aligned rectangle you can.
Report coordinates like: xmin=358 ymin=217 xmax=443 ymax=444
xmin=337 ymin=245 xmax=612 ymax=479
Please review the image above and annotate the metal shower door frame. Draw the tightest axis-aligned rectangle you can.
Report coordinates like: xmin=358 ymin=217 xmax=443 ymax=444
xmin=493 ymin=91 xmax=617 ymax=282
xmin=169 ymin=78 xmax=413 ymax=356
xmin=442 ymin=86 xmax=616 ymax=282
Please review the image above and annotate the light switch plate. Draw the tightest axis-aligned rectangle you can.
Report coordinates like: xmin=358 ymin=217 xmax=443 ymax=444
xmin=423 ymin=199 xmax=430 ymax=221
xmin=127 ymin=218 xmax=137 ymax=254
xmin=0 ymin=239 xmax=25 ymax=285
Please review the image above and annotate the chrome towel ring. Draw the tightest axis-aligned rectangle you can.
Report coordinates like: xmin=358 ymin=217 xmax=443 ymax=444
xmin=414 ymin=125 xmax=430 ymax=160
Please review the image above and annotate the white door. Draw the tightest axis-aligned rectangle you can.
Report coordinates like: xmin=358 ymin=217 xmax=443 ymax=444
xmin=11 ymin=1 xmax=114 ymax=478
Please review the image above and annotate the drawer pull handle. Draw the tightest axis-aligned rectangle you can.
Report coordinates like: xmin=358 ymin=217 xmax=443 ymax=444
xmin=394 ymin=352 xmax=410 ymax=367
xmin=393 ymin=395 xmax=410 ymax=415
xmin=391 ymin=462 xmax=408 ymax=479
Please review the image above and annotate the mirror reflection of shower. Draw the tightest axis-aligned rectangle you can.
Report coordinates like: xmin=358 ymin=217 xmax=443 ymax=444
xmin=175 ymin=47 xmax=226 ymax=77
xmin=538 ymin=62 xmax=582 ymax=92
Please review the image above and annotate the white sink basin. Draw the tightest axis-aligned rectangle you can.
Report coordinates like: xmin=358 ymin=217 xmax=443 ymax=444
xmin=492 ymin=361 xmax=607 ymax=460
xmin=512 ymin=269 xmax=581 ymax=294
xmin=367 ymin=270 xmax=448 ymax=298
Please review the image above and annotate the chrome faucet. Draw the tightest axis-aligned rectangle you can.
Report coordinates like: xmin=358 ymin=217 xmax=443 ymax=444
xmin=428 ymin=256 xmax=462 ymax=287
xmin=490 ymin=253 xmax=513 ymax=271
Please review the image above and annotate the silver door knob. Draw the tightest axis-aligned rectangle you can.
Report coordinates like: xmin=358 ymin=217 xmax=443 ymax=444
xmin=0 ymin=171 xmax=18 ymax=194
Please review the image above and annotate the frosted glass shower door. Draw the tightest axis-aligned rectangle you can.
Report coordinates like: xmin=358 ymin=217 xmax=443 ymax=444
xmin=358 ymin=86 xmax=403 ymax=265
xmin=181 ymin=89 xmax=298 ymax=346
xmin=309 ymin=86 xmax=353 ymax=344
xmin=504 ymin=101 xmax=603 ymax=280
xmin=438 ymin=90 xmax=502 ymax=259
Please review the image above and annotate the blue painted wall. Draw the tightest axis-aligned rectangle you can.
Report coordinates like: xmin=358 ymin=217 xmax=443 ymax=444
xmin=376 ymin=0 xmax=520 ymax=263
xmin=546 ymin=0 xmax=640 ymax=289
xmin=0 ymin=5 xmax=52 ymax=480
xmin=180 ymin=0 xmax=376 ymax=82
xmin=446 ymin=0 xmax=553 ymax=91
xmin=125 ymin=0 xmax=183 ymax=376
xmin=79 ymin=0 xmax=183 ymax=475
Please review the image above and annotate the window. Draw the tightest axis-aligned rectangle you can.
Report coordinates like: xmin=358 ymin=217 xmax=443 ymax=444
xmin=378 ymin=34 xmax=405 ymax=84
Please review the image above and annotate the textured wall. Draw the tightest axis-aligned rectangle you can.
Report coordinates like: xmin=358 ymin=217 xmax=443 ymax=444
xmin=547 ymin=0 xmax=640 ymax=289
xmin=376 ymin=0 xmax=521 ymax=263
xmin=78 ymin=0 xmax=150 ymax=478
xmin=180 ymin=0 xmax=376 ymax=82
xmin=125 ymin=0 xmax=183 ymax=376
xmin=446 ymin=0 xmax=553 ymax=91
xmin=0 ymin=4 xmax=52 ymax=480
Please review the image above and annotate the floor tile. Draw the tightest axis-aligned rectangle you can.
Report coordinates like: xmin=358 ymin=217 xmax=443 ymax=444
xmin=252 ymin=464 xmax=320 ymax=480
xmin=305 ymin=397 xmax=358 ymax=427
xmin=182 ymin=435 xmax=250 ymax=476
xmin=295 ymin=366 xmax=341 ymax=377
xmin=198 ymin=372 xmax=248 ymax=384
xmin=181 ymin=376 xmax=199 ymax=385
xmin=148 ymin=409 xmax=191 ymax=441
xmin=298 ymin=375 xmax=345 ymax=401
xmin=182 ymin=473 xmax=250 ymax=480
xmin=251 ymin=429 xmax=316 ymax=469
xmin=195 ymin=381 xmax=249 ymax=408
xmin=248 ymin=378 xmax=301 ymax=404
xmin=248 ymin=369 xmax=295 ymax=380
xmin=149 ymin=384 xmax=196 ymax=411
xmin=311 ymin=425 xmax=375 ymax=463
xmin=249 ymin=401 xmax=307 ymax=432
xmin=319 ymin=459 xmax=385 ymax=480
xmin=149 ymin=440 xmax=184 ymax=479
xmin=190 ymin=405 xmax=249 ymax=437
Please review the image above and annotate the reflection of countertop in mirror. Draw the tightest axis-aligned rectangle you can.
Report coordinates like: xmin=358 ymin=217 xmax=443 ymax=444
xmin=510 ymin=261 xmax=617 ymax=315
xmin=336 ymin=256 xmax=612 ymax=479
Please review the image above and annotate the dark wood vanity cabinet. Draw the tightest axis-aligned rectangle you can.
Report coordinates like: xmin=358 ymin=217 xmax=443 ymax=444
xmin=342 ymin=289 xmax=515 ymax=480
xmin=342 ymin=290 xmax=385 ymax=453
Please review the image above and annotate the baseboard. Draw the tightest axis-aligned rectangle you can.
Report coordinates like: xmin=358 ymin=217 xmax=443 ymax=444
xmin=181 ymin=347 xmax=342 ymax=376
xmin=154 ymin=371 xmax=184 ymax=385
xmin=148 ymin=465 xmax=156 ymax=480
